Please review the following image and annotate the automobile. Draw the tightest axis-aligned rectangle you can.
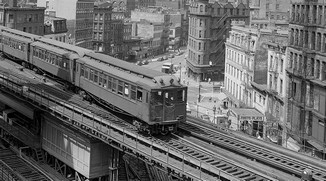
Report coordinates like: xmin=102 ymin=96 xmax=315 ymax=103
xmin=135 ymin=61 xmax=143 ymax=66
xmin=157 ymin=57 xmax=164 ymax=61
xmin=163 ymin=56 xmax=168 ymax=60
xmin=201 ymin=114 xmax=210 ymax=122
xmin=168 ymin=54 xmax=175 ymax=58
xmin=176 ymin=52 xmax=184 ymax=56
xmin=142 ymin=59 xmax=149 ymax=65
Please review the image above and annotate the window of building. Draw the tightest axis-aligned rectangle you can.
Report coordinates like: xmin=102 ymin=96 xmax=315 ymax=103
xmin=198 ymin=42 xmax=201 ymax=50
xmin=276 ymin=4 xmax=280 ymax=10
xmin=8 ymin=14 xmax=13 ymax=23
xmin=280 ymin=79 xmax=283 ymax=95
xmin=266 ymin=3 xmax=269 ymax=10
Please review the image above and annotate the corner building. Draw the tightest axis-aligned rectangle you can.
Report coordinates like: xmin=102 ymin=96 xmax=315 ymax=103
xmin=187 ymin=0 xmax=250 ymax=82
xmin=287 ymin=0 xmax=326 ymax=154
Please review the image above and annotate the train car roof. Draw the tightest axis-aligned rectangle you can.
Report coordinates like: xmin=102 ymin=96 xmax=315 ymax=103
xmin=31 ymin=41 xmax=71 ymax=56
xmin=37 ymin=37 xmax=93 ymax=57
xmin=85 ymin=52 xmax=166 ymax=79
xmin=0 ymin=26 xmax=41 ymax=40
xmin=79 ymin=56 xmax=183 ymax=90
xmin=1 ymin=31 xmax=36 ymax=43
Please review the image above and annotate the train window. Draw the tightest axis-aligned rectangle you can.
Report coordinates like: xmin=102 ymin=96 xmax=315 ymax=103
xmin=34 ymin=48 xmax=38 ymax=57
xmin=118 ymin=80 xmax=123 ymax=95
xmin=90 ymin=69 xmax=94 ymax=81
xmin=176 ymin=90 xmax=184 ymax=102
xmin=137 ymin=88 xmax=143 ymax=101
xmin=99 ymin=73 xmax=102 ymax=86
xmin=112 ymin=78 xmax=116 ymax=92
xmin=124 ymin=83 xmax=129 ymax=97
xmin=94 ymin=71 xmax=98 ymax=83
xmin=152 ymin=92 xmax=163 ymax=105
xmin=80 ymin=65 xmax=84 ymax=77
xmin=103 ymin=75 xmax=107 ymax=88
xmin=84 ymin=68 xmax=89 ymax=79
xmin=51 ymin=54 xmax=55 ymax=64
xmin=108 ymin=76 xmax=112 ymax=90
xmin=131 ymin=85 xmax=136 ymax=100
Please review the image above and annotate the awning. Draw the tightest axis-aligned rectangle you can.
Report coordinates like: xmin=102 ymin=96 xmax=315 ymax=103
xmin=307 ymin=140 xmax=325 ymax=151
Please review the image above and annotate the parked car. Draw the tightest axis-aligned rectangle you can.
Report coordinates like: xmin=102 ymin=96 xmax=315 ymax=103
xmin=201 ymin=114 xmax=210 ymax=122
xmin=169 ymin=54 xmax=175 ymax=58
xmin=176 ymin=52 xmax=184 ymax=56
xmin=135 ymin=61 xmax=142 ymax=66
xmin=142 ymin=59 xmax=149 ymax=65
xmin=157 ymin=57 xmax=164 ymax=61
xmin=163 ymin=56 xmax=168 ymax=60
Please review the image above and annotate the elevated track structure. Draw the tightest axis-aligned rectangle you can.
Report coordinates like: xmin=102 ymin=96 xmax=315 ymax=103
xmin=0 ymin=62 xmax=276 ymax=181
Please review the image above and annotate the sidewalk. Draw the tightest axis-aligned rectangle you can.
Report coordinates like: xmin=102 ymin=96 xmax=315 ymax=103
xmin=174 ymin=67 xmax=228 ymax=120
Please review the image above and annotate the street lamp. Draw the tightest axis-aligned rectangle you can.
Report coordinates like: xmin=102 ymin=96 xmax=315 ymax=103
xmin=179 ymin=62 xmax=182 ymax=80
xmin=198 ymin=82 xmax=201 ymax=102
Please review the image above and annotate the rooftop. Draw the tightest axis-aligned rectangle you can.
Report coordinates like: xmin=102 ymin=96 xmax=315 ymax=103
xmin=230 ymin=108 xmax=264 ymax=117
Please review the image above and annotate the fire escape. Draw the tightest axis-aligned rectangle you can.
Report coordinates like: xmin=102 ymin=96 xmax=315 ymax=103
xmin=209 ymin=12 xmax=230 ymax=68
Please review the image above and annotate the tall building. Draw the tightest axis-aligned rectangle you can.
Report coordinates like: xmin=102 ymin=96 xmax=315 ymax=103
xmin=249 ymin=0 xmax=291 ymax=29
xmin=224 ymin=23 xmax=257 ymax=108
xmin=92 ymin=1 xmax=125 ymax=59
xmin=287 ymin=0 xmax=326 ymax=156
xmin=137 ymin=0 xmax=156 ymax=8
xmin=131 ymin=7 xmax=171 ymax=54
xmin=0 ymin=0 xmax=45 ymax=35
xmin=187 ymin=0 xmax=250 ymax=82
xmin=37 ymin=0 xmax=94 ymax=49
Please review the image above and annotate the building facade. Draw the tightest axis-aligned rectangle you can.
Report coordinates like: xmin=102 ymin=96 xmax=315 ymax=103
xmin=156 ymin=0 xmax=187 ymax=10
xmin=131 ymin=7 xmax=171 ymax=54
xmin=0 ymin=0 xmax=45 ymax=35
xmin=249 ymin=0 xmax=291 ymax=29
xmin=224 ymin=23 xmax=257 ymax=108
xmin=287 ymin=0 xmax=326 ymax=155
xmin=92 ymin=2 xmax=125 ymax=59
xmin=43 ymin=15 xmax=68 ymax=42
xmin=187 ymin=0 xmax=250 ymax=82
xmin=37 ymin=0 xmax=94 ymax=49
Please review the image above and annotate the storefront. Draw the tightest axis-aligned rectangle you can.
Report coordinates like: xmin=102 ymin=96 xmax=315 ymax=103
xmin=228 ymin=108 xmax=265 ymax=138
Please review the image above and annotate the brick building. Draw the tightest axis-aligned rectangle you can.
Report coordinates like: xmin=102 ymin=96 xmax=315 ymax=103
xmin=187 ymin=0 xmax=250 ymax=82
xmin=287 ymin=0 xmax=326 ymax=156
xmin=0 ymin=0 xmax=45 ymax=35
xmin=43 ymin=15 xmax=68 ymax=42
xmin=92 ymin=1 xmax=125 ymax=59
xmin=37 ymin=0 xmax=94 ymax=49
xmin=131 ymin=7 xmax=171 ymax=54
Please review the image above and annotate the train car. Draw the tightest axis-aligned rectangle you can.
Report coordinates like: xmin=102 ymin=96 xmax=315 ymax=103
xmin=0 ymin=26 xmax=40 ymax=63
xmin=75 ymin=54 xmax=187 ymax=134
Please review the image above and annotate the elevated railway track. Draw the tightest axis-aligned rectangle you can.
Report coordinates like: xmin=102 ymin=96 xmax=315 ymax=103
xmin=0 ymin=60 xmax=276 ymax=180
xmin=181 ymin=117 xmax=326 ymax=181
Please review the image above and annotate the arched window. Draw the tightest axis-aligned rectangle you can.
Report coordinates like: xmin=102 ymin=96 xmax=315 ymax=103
xmin=200 ymin=5 xmax=203 ymax=12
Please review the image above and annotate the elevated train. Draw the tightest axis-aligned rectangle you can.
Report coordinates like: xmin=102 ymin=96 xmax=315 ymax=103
xmin=0 ymin=26 xmax=187 ymax=134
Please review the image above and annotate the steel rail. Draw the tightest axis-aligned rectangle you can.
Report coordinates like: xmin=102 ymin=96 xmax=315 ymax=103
xmin=182 ymin=117 xmax=326 ymax=181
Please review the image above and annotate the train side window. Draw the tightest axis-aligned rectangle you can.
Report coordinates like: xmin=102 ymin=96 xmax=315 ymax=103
xmin=118 ymin=80 xmax=123 ymax=95
xmin=103 ymin=75 xmax=107 ymax=88
xmin=99 ymin=73 xmax=102 ymax=86
xmin=94 ymin=70 xmax=98 ymax=83
xmin=108 ymin=76 xmax=112 ymax=90
xmin=131 ymin=85 xmax=136 ymax=100
xmin=124 ymin=83 xmax=129 ymax=97
xmin=84 ymin=67 xmax=89 ymax=79
xmin=112 ymin=78 xmax=116 ymax=92
xmin=80 ymin=65 xmax=84 ymax=77
xmin=90 ymin=69 xmax=94 ymax=81
xmin=34 ymin=48 xmax=38 ymax=57
xmin=137 ymin=88 xmax=143 ymax=102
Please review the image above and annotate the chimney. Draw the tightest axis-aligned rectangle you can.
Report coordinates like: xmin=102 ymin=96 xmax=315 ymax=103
xmin=9 ymin=0 xmax=18 ymax=7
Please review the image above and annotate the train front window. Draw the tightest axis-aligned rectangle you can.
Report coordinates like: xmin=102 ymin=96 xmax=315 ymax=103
xmin=152 ymin=91 xmax=163 ymax=105
xmin=176 ymin=90 xmax=185 ymax=102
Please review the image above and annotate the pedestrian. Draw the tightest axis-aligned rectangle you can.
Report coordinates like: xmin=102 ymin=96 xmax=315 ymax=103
xmin=183 ymin=78 xmax=186 ymax=84
xmin=206 ymin=109 xmax=209 ymax=115
xmin=208 ymin=78 xmax=211 ymax=84
xmin=187 ymin=81 xmax=189 ymax=85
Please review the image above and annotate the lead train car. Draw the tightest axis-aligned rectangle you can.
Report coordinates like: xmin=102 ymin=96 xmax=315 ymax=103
xmin=0 ymin=25 xmax=187 ymax=134
xmin=75 ymin=54 xmax=187 ymax=134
